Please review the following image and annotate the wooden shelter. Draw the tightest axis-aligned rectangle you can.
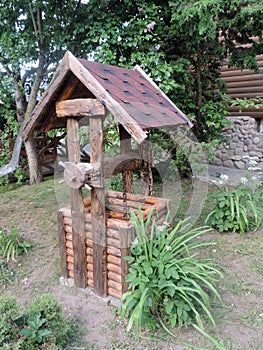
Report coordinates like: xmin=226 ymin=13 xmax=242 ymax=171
xmin=22 ymin=51 xmax=191 ymax=298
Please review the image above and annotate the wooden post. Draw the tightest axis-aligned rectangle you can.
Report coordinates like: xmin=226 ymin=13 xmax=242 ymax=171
xmin=139 ymin=137 xmax=153 ymax=196
xmin=57 ymin=210 xmax=68 ymax=278
xmin=119 ymin=226 xmax=135 ymax=293
xmin=90 ymin=116 xmax=107 ymax=297
xmin=119 ymin=125 xmax=133 ymax=193
xmin=67 ymin=118 xmax=87 ymax=288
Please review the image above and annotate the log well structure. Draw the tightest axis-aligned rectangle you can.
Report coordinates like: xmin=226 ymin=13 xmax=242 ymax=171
xmin=22 ymin=51 xmax=192 ymax=298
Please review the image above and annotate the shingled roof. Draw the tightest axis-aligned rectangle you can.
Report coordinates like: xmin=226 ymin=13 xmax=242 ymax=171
xmin=22 ymin=51 xmax=191 ymax=143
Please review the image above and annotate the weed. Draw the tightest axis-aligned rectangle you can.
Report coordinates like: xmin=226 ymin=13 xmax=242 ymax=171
xmin=0 ymin=226 xmax=31 ymax=262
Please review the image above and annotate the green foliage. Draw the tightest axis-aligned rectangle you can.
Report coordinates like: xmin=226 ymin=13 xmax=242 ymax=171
xmin=0 ymin=293 xmax=74 ymax=349
xmin=205 ymin=185 xmax=262 ymax=234
xmin=121 ymin=211 xmax=222 ymax=336
xmin=0 ymin=260 xmax=17 ymax=288
xmin=0 ymin=226 xmax=31 ymax=262
xmin=20 ymin=314 xmax=52 ymax=345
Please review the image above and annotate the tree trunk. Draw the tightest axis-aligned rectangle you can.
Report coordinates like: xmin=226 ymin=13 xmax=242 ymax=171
xmin=24 ymin=135 xmax=43 ymax=184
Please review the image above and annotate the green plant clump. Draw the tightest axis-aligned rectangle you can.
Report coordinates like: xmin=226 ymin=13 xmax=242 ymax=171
xmin=121 ymin=211 xmax=222 ymax=336
xmin=0 ymin=293 xmax=74 ymax=349
xmin=0 ymin=226 xmax=32 ymax=262
xmin=205 ymin=181 xmax=262 ymax=234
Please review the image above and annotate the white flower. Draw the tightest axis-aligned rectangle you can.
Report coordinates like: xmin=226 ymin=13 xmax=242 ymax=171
xmin=165 ymin=245 xmax=172 ymax=251
xmin=249 ymin=160 xmax=258 ymax=167
xmin=157 ymin=225 xmax=165 ymax=232
xmin=240 ymin=177 xmax=248 ymax=185
xmin=220 ymin=174 xmax=229 ymax=183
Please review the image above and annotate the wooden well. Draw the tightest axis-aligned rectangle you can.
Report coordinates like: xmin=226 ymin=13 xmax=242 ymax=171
xmin=58 ymin=191 xmax=170 ymax=299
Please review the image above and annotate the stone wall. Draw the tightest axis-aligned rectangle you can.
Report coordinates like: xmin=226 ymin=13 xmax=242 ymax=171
xmin=213 ymin=116 xmax=263 ymax=169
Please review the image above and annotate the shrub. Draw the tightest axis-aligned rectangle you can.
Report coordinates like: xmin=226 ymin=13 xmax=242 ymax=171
xmin=121 ymin=211 xmax=222 ymax=335
xmin=205 ymin=171 xmax=262 ymax=234
xmin=0 ymin=293 xmax=73 ymax=349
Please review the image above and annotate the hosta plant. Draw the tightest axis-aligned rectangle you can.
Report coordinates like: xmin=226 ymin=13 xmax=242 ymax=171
xmin=205 ymin=170 xmax=263 ymax=234
xmin=121 ymin=211 xmax=222 ymax=336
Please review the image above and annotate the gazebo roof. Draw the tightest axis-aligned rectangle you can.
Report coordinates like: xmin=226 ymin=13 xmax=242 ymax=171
xmin=22 ymin=51 xmax=191 ymax=143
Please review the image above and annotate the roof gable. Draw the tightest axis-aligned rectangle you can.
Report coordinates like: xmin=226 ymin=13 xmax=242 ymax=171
xmin=22 ymin=51 xmax=191 ymax=143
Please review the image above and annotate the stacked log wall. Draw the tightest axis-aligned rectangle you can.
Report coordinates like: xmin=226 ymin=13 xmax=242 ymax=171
xmin=58 ymin=192 xmax=170 ymax=299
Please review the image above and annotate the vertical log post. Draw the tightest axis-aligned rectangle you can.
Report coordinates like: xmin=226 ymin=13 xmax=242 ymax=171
xmin=90 ymin=116 xmax=107 ymax=297
xmin=139 ymin=137 xmax=153 ymax=196
xmin=119 ymin=225 xmax=135 ymax=293
xmin=119 ymin=125 xmax=134 ymax=193
xmin=57 ymin=210 xmax=68 ymax=278
xmin=67 ymin=118 xmax=87 ymax=288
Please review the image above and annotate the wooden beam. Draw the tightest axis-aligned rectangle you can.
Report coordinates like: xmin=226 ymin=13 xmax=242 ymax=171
xmin=67 ymin=51 xmax=147 ymax=144
xmin=57 ymin=210 xmax=68 ymax=278
xmin=90 ymin=115 xmax=107 ymax=297
xmin=67 ymin=118 xmax=87 ymax=288
xmin=56 ymin=98 xmax=105 ymax=118
xmin=119 ymin=125 xmax=134 ymax=193
xmin=139 ymin=138 xmax=153 ymax=196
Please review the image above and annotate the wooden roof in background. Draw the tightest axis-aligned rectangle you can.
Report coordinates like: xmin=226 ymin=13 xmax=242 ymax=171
xmin=22 ymin=51 xmax=191 ymax=143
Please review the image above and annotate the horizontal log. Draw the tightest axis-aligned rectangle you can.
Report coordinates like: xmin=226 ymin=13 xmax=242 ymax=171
xmin=226 ymin=79 xmax=263 ymax=89
xmin=85 ymin=213 xmax=91 ymax=222
xmin=107 ymin=237 xmax=120 ymax=248
xmin=105 ymin=197 xmax=151 ymax=210
xmin=68 ymin=262 xmax=74 ymax=271
xmin=227 ymin=85 xmax=263 ymax=94
xmin=227 ymin=92 xmax=263 ymax=99
xmin=56 ymin=98 xmax=105 ymax=118
xmin=87 ymin=262 xmax=93 ymax=272
xmin=107 ymin=255 xmax=121 ymax=266
xmin=86 ymin=231 xmax=92 ymax=239
xmin=223 ymin=73 xmax=263 ymax=83
xmin=60 ymin=207 xmax=71 ymax=218
xmin=107 ymin=246 xmax=121 ymax=257
xmin=108 ymin=271 xmax=122 ymax=283
xmin=88 ymin=270 xmax=93 ymax=280
xmin=66 ymin=248 xmax=73 ymax=256
xmin=227 ymin=111 xmax=263 ymax=118
xmin=107 ymin=211 xmax=127 ymax=221
xmin=87 ymin=278 xmax=94 ymax=287
xmin=68 ymin=270 xmax=74 ymax=278
xmin=106 ymin=218 xmax=133 ymax=230
xmin=66 ymin=240 xmax=73 ymax=249
xmin=62 ymin=161 xmax=102 ymax=189
xmin=108 ymin=279 xmax=122 ymax=292
xmin=66 ymin=233 xmax=72 ymax=242
xmin=107 ymin=263 xmax=122 ymax=274
xmin=64 ymin=217 xmax=72 ymax=226
xmin=108 ymin=287 xmax=122 ymax=299
xmin=104 ymin=151 xmax=143 ymax=177
xmin=84 ymin=197 xmax=91 ymax=207
xmin=107 ymin=229 xmax=120 ymax=240
xmin=221 ymin=65 xmax=263 ymax=75
xmin=86 ymin=247 xmax=93 ymax=256
xmin=86 ymin=238 xmax=93 ymax=247
xmin=228 ymin=105 xmax=263 ymax=111
xmin=85 ymin=223 xmax=92 ymax=232
xmin=67 ymin=255 xmax=74 ymax=264
xmin=106 ymin=190 xmax=161 ymax=204
xmin=65 ymin=225 xmax=72 ymax=234
xmin=87 ymin=255 xmax=93 ymax=263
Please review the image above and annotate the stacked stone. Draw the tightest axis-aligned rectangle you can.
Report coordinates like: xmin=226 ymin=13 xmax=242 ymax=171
xmin=213 ymin=117 xmax=263 ymax=169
